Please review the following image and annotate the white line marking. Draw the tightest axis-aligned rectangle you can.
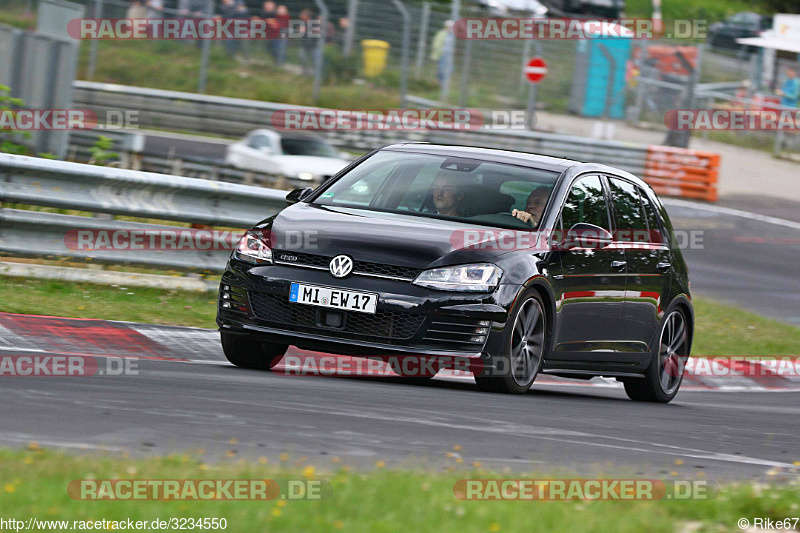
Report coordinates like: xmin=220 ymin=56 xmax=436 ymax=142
xmin=662 ymin=198 xmax=800 ymax=230
xmin=0 ymin=346 xmax=46 ymax=352
xmin=0 ymin=434 xmax=125 ymax=451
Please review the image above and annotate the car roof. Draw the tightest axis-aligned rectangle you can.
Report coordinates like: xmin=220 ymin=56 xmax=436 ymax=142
xmin=379 ymin=142 xmax=655 ymax=192
xmin=380 ymin=142 xmax=576 ymax=172
xmin=247 ymin=129 xmax=325 ymax=142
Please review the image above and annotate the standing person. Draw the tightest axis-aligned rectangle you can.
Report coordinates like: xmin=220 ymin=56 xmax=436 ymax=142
xmin=145 ymin=0 xmax=163 ymax=38
xmin=777 ymin=67 xmax=800 ymax=108
xmin=218 ymin=0 xmax=248 ymax=60
xmin=259 ymin=1 xmax=280 ymax=62
xmin=126 ymin=0 xmax=147 ymax=19
xmin=178 ymin=0 xmax=207 ymax=18
xmin=430 ymin=20 xmax=454 ymax=85
xmin=178 ymin=0 xmax=208 ymax=47
xmin=145 ymin=0 xmax=163 ymax=18
xmin=298 ymin=8 xmax=317 ymax=75
xmin=336 ymin=17 xmax=349 ymax=52
xmin=273 ymin=5 xmax=290 ymax=66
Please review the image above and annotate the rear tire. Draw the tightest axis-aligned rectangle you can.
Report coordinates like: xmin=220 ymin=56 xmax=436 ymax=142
xmin=624 ymin=308 xmax=689 ymax=403
xmin=221 ymin=331 xmax=288 ymax=370
xmin=475 ymin=290 xmax=547 ymax=394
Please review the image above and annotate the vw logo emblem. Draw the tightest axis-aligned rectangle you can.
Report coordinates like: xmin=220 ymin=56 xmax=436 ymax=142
xmin=329 ymin=255 xmax=353 ymax=278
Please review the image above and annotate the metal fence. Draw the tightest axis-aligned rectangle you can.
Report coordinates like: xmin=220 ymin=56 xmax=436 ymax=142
xmin=0 ymin=1 xmax=83 ymax=158
xmin=11 ymin=0 xmax=772 ymax=119
xmin=70 ymin=79 xmax=658 ymax=175
xmin=0 ymin=153 xmax=292 ymax=272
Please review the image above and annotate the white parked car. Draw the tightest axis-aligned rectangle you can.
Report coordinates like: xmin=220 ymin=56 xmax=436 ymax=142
xmin=477 ymin=0 xmax=549 ymax=17
xmin=226 ymin=129 xmax=351 ymax=182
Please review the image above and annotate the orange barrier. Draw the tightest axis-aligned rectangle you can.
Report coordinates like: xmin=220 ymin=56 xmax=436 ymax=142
xmin=643 ymin=146 xmax=720 ymax=202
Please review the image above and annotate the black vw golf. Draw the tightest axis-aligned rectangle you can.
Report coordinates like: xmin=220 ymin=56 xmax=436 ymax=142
xmin=217 ymin=144 xmax=693 ymax=402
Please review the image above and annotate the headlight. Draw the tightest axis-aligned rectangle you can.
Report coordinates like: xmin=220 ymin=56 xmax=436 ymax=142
xmin=234 ymin=231 xmax=272 ymax=264
xmin=412 ymin=263 xmax=502 ymax=292
xmin=297 ymin=171 xmax=314 ymax=181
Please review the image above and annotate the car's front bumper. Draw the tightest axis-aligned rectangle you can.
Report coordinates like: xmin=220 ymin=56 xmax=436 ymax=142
xmin=216 ymin=258 xmax=521 ymax=360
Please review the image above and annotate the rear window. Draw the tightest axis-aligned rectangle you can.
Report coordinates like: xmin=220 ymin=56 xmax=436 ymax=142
xmin=280 ymin=138 xmax=339 ymax=158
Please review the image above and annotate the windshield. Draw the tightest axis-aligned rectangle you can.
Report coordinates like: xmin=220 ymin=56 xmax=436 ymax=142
xmin=280 ymin=138 xmax=340 ymax=158
xmin=312 ymin=150 xmax=559 ymax=229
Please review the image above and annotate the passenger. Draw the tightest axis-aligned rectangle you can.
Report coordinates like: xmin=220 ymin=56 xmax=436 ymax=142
xmin=432 ymin=171 xmax=464 ymax=217
xmin=512 ymin=186 xmax=549 ymax=227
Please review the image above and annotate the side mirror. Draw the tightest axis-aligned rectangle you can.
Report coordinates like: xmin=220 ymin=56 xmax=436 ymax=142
xmin=561 ymin=223 xmax=613 ymax=250
xmin=285 ymin=187 xmax=314 ymax=204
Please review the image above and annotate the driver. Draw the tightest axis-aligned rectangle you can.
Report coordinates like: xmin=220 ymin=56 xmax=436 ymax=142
xmin=511 ymin=187 xmax=549 ymax=227
xmin=432 ymin=170 xmax=464 ymax=217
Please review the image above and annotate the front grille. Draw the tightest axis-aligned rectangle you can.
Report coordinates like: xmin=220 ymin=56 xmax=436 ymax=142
xmin=274 ymin=251 xmax=328 ymax=269
xmin=273 ymin=250 xmax=421 ymax=281
xmin=353 ymin=259 xmax=421 ymax=280
xmin=422 ymin=316 xmax=491 ymax=352
xmin=249 ymin=292 xmax=425 ymax=342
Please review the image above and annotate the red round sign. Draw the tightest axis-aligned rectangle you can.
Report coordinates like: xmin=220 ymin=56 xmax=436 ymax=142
xmin=525 ymin=57 xmax=548 ymax=84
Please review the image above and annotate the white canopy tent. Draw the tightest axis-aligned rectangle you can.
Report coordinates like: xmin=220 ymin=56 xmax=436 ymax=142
xmin=737 ymin=15 xmax=800 ymax=90
xmin=737 ymin=35 xmax=800 ymax=54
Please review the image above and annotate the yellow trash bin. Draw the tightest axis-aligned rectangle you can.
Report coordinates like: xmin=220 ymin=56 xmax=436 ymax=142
xmin=361 ymin=39 xmax=390 ymax=78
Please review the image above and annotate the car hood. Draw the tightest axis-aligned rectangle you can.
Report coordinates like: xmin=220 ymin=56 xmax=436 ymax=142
xmin=262 ymin=203 xmax=530 ymax=269
xmin=271 ymin=155 xmax=350 ymax=177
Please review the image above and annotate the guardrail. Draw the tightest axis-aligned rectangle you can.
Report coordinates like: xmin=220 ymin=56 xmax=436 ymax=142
xmin=0 ymin=153 xmax=289 ymax=273
xmin=67 ymin=130 xmax=316 ymax=190
xmin=71 ymin=81 xmax=721 ymax=202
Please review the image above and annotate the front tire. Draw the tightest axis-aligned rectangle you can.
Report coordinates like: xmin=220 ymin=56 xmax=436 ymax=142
xmin=221 ymin=331 xmax=288 ymax=370
xmin=475 ymin=290 xmax=547 ymax=394
xmin=624 ymin=308 xmax=689 ymax=403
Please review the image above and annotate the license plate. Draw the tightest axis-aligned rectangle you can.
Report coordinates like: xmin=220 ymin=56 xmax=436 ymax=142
xmin=289 ymin=283 xmax=378 ymax=314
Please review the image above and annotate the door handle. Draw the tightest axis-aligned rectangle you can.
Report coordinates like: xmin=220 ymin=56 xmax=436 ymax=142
xmin=657 ymin=262 xmax=672 ymax=272
xmin=611 ymin=260 xmax=627 ymax=270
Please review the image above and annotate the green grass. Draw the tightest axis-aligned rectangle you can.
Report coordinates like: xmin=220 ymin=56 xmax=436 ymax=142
xmin=0 ymin=277 xmax=217 ymax=328
xmin=691 ymin=298 xmax=800 ymax=356
xmin=0 ymin=276 xmax=798 ymax=356
xmin=0 ymin=448 xmax=798 ymax=533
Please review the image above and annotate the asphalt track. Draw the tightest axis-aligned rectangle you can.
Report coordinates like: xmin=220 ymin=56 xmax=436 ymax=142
xmin=1 ymin=347 xmax=798 ymax=482
xmin=663 ymin=198 xmax=800 ymax=325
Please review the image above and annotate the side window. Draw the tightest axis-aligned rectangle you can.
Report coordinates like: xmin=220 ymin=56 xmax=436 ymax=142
xmin=561 ymin=175 xmax=611 ymax=231
xmin=318 ymin=161 xmax=397 ymax=207
xmin=609 ymin=177 xmax=646 ymax=242
xmin=638 ymin=189 xmax=667 ymax=245
xmin=247 ymin=135 xmax=270 ymax=150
